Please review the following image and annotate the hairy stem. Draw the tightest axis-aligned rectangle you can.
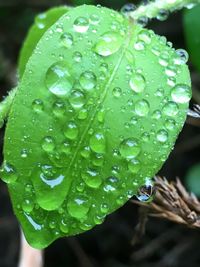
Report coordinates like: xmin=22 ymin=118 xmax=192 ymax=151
xmin=130 ymin=0 xmax=200 ymax=20
xmin=0 ymin=87 xmax=17 ymax=127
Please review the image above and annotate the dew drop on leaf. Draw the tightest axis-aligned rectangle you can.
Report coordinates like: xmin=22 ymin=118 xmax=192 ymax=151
xmin=0 ymin=162 xmax=18 ymax=184
xmin=171 ymin=84 xmax=191 ymax=103
xmin=67 ymin=196 xmax=90 ymax=219
xmin=129 ymin=73 xmax=146 ymax=93
xmin=94 ymin=32 xmax=123 ymax=57
xmin=73 ymin=17 xmax=89 ymax=33
xmin=119 ymin=138 xmax=141 ymax=160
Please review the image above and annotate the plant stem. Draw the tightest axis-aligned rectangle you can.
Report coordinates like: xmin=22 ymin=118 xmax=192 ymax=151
xmin=130 ymin=0 xmax=200 ymax=20
xmin=0 ymin=87 xmax=17 ymax=127
xmin=18 ymin=230 xmax=44 ymax=267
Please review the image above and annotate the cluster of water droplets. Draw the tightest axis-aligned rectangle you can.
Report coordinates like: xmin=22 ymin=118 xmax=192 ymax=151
xmin=1 ymin=5 xmax=192 ymax=247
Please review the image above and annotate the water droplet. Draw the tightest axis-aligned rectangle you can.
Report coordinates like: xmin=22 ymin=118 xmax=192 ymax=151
xmin=53 ymin=100 xmax=66 ymax=117
xmin=80 ymin=71 xmax=97 ymax=90
xmin=0 ymin=162 xmax=18 ymax=184
xmin=156 ymin=9 xmax=169 ymax=21
xmin=89 ymin=133 xmax=106 ymax=153
xmin=21 ymin=149 xmax=28 ymax=158
xmin=64 ymin=122 xmax=78 ymax=140
xmin=152 ymin=110 xmax=161 ymax=120
xmin=82 ymin=169 xmax=102 ymax=188
xmin=163 ymin=101 xmax=179 ymax=117
xmin=121 ymin=3 xmax=136 ymax=15
xmin=136 ymin=16 xmax=148 ymax=27
xmin=138 ymin=29 xmax=151 ymax=44
xmin=136 ymin=178 xmax=154 ymax=202
xmin=42 ymin=136 xmax=55 ymax=152
xmin=60 ymin=141 xmax=71 ymax=154
xmin=67 ymin=195 xmax=90 ymax=219
xmin=174 ymin=49 xmax=189 ymax=65
xmin=89 ymin=14 xmax=100 ymax=25
xmin=113 ymin=87 xmax=122 ymax=97
xmin=165 ymin=119 xmax=175 ymax=130
xmin=32 ymin=99 xmax=44 ymax=112
xmin=129 ymin=73 xmax=146 ymax=93
xmin=92 ymin=154 xmax=104 ymax=167
xmin=128 ymin=158 xmax=141 ymax=174
xmin=135 ymin=100 xmax=150 ymax=117
xmin=73 ymin=17 xmax=89 ymax=33
xmin=73 ymin=51 xmax=82 ymax=62
xmin=60 ymin=32 xmax=73 ymax=48
xmin=69 ymin=90 xmax=85 ymax=109
xmin=100 ymin=203 xmax=109 ymax=214
xmin=78 ymin=108 xmax=88 ymax=120
xmin=22 ymin=199 xmax=34 ymax=213
xmin=94 ymin=32 xmax=123 ymax=57
xmin=45 ymin=62 xmax=73 ymax=97
xmin=104 ymin=176 xmax=119 ymax=192
xmin=120 ymin=138 xmax=141 ymax=160
xmin=60 ymin=219 xmax=69 ymax=233
xmin=171 ymin=84 xmax=191 ymax=104
xmin=134 ymin=40 xmax=145 ymax=51
xmin=156 ymin=130 xmax=168 ymax=143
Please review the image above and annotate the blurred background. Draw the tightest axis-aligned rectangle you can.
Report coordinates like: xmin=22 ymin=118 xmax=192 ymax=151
xmin=0 ymin=0 xmax=200 ymax=266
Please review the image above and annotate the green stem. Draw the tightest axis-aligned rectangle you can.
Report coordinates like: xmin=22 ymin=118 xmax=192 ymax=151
xmin=130 ymin=0 xmax=200 ymax=20
xmin=0 ymin=87 xmax=17 ymax=127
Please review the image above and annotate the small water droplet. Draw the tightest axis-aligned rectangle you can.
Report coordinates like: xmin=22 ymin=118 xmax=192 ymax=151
xmin=138 ymin=29 xmax=151 ymax=44
xmin=53 ymin=100 xmax=66 ymax=117
xmin=121 ymin=3 xmax=136 ymax=15
xmin=42 ymin=136 xmax=55 ymax=152
xmin=64 ymin=122 xmax=78 ymax=140
xmin=80 ymin=71 xmax=97 ymax=90
xmin=22 ymin=199 xmax=34 ymax=213
xmin=128 ymin=158 xmax=141 ymax=174
xmin=174 ymin=49 xmax=189 ymax=65
xmin=89 ymin=14 xmax=100 ymax=25
xmin=21 ymin=149 xmax=28 ymax=158
xmin=89 ymin=133 xmax=106 ymax=153
xmin=32 ymin=99 xmax=44 ymax=112
xmin=136 ymin=178 xmax=154 ymax=202
xmin=60 ymin=219 xmax=69 ymax=233
xmin=73 ymin=51 xmax=82 ymax=62
xmin=69 ymin=90 xmax=85 ymax=109
xmin=129 ymin=73 xmax=146 ymax=93
xmin=104 ymin=176 xmax=119 ymax=192
xmin=100 ymin=203 xmax=109 ymax=214
xmin=60 ymin=32 xmax=73 ymax=48
xmin=156 ymin=9 xmax=169 ymax=21
xmin=112 ymin=87 xmax=122 ymax=97
xmin=156 ymin=130 xmax=168 ymax=143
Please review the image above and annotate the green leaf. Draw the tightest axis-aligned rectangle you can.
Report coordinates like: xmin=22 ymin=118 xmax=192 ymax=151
xmin=18 ymin=6 xmax=70 ymax=79
xmin=183 ymin=4 xmax=200 ymax=72
xmin=2 ymin=5 xmax=191 ymax=249
xmin=185 ymin=163 xmax=200 ymax=196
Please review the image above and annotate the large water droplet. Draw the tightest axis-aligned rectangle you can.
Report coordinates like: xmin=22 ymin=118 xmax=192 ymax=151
xmin=0 ymin=162 xmax=18 ymax=184
xmin=156 ymin=130 xmax=168 ymax=143
xmin=163 ymin=101 xmax=179 ymax=117
xmin=135 ymin=100 xmax=150 ymax=116
xmin=73 ymin=17 xmax=89 ymax=33
xmin=129 ymin=73 xmax=146 ymax=93
xmin=45 ymin=62 xmax=73 ymax=97
xmin=89 ymin=133 xmax=106 ymax=153
xmin=94 ymin=32 xmax=123 ymax=57
xmin=82 ymin=169 xmax=102 ymax=188
xmin=67 ymin=196 xmax=90 ymax=219
xmin=120 ymin=138 xmax=141 ymax=160
xmin=171 ymin=84 xmax=191 ymax=104
xmin=80 ymin=71 xmax=97 ymax=91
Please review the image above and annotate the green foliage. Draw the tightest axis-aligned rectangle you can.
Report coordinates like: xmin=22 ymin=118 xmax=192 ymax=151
xmin=186 ymin=163 xmax=200 ymax=196
xmin=1 ymin=5 xmax=191 ymax=249
xmin=18 ymin=6 xmax=70 ymax=79
xmin=184 ymin=4 xmax=200 ymax=72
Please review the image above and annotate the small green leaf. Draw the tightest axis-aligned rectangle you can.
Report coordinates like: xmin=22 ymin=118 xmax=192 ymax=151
xmin=3 ymin=5 xmax=191 ymax=249
xmin=18 ymin=6 xmax=70 ymax=79
xmin=185 ymin=163 xmax=200 ymax=196
xmin=183 ymin=4 xmax=200 ymax=72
